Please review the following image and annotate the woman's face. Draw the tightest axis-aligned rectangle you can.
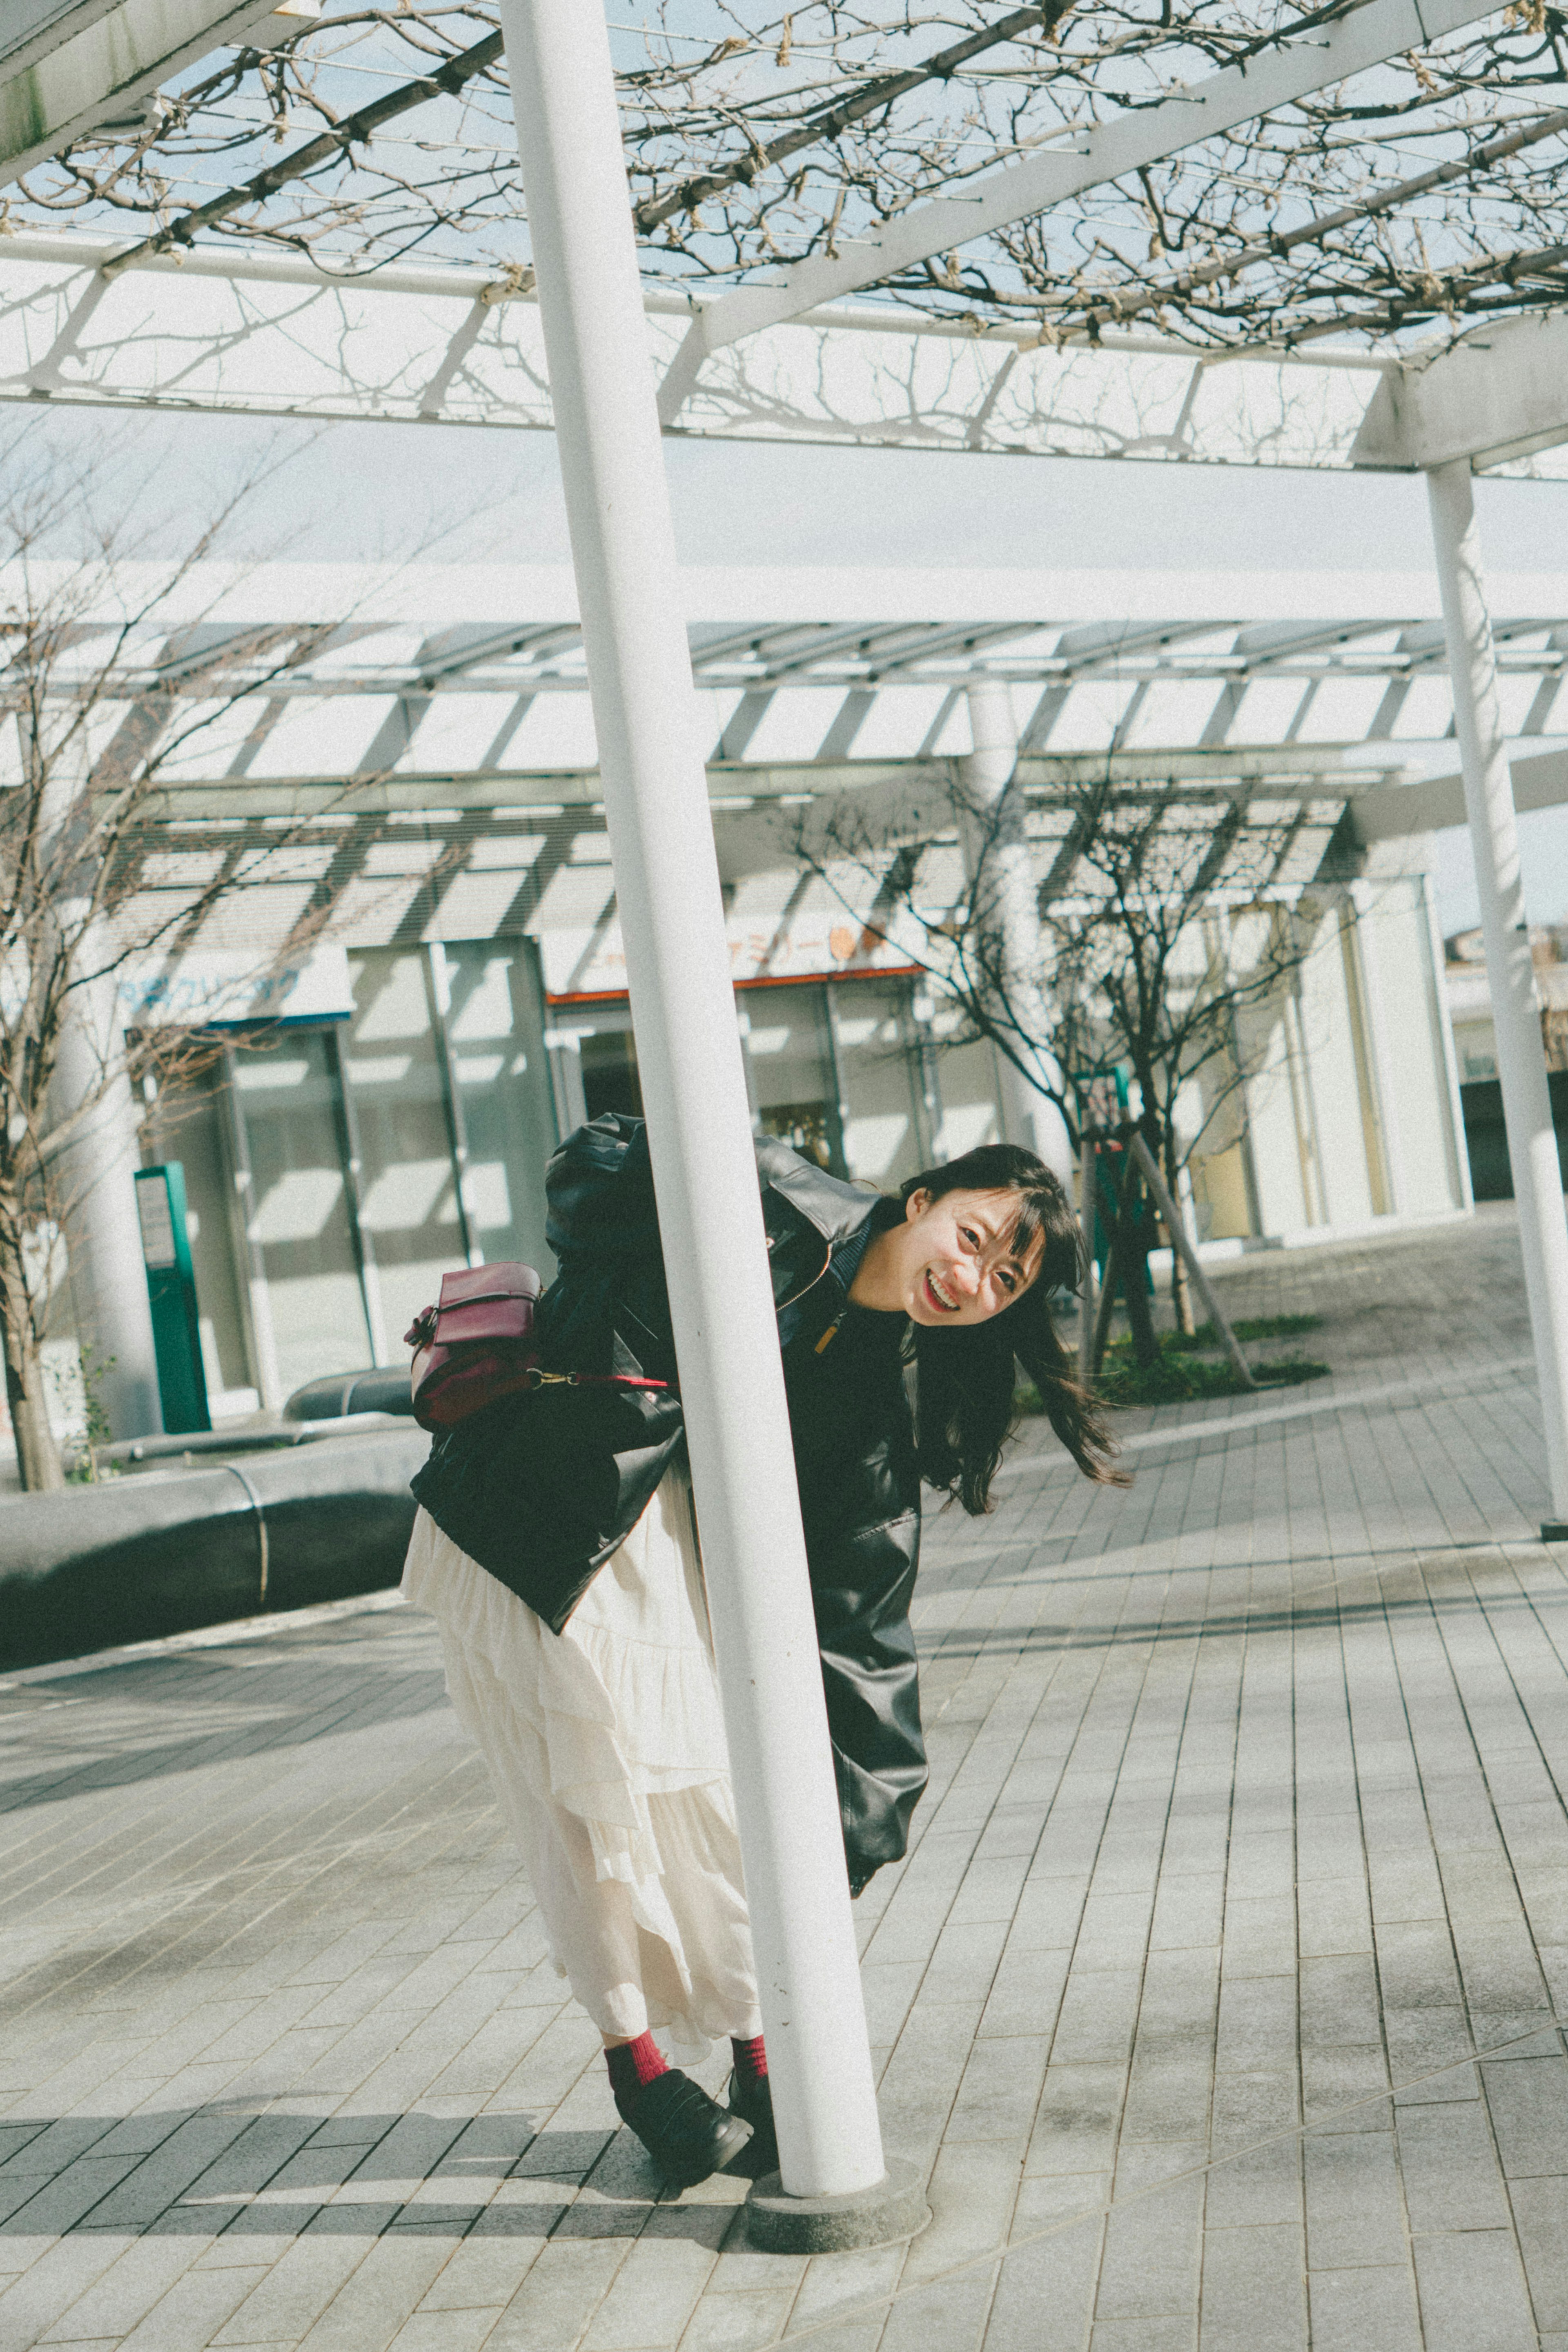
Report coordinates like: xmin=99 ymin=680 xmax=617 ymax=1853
xmin=853 ymin=1186 xmax=1046 ymax=1326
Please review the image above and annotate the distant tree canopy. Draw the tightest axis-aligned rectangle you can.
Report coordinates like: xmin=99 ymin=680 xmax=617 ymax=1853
xmin=10 ymin=2 xmax=1568 ymax=358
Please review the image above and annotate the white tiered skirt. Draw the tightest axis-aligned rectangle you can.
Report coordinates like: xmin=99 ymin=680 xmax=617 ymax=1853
xmin=400 ymin=1467 xmax=760 ymax=2057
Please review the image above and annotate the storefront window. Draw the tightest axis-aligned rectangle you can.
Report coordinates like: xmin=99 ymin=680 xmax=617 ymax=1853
xmin=234 ymin=1030 xmax=371 ymax=1393
xmin=445 ymin=942 xmax=558 ymax=1275
xmin=344 ymin=952 xmax=460 ymax=1356
xmin=541 ymin=978 xmax=945 ymax=1192
xmin=742 ymin=986 xmax=844 ymax=1172
xmin=210 ymin=941 xmax=559 ymax=1399
xmin=830 ymin=979 xmax=931 ymax=1189
xmin=159 ymin=1076 xmax=256 ymax=1412
xmin=579 ymin=1017 xmax=644 ymax=1124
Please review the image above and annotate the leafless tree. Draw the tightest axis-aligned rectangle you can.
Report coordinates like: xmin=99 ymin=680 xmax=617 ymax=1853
xmin=9 ymin=3 xmax=1567 ymax=361
xmin=0 ymin=425 xmax=425 ymax=1491
xmin=794 ymin=757 xmax=1326 ymax=1347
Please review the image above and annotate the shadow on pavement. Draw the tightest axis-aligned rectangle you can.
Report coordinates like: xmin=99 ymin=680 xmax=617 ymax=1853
xmin=0 ymin=2102 xmax=737 ymax=2246
xmin=0 ymin=1645 xmax=450 ymax=1816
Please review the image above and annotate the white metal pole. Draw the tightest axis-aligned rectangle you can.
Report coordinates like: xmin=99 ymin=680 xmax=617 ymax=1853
xmin=496 ymin=0 xmax=887 ymax=2203
xmin=1078 ymin=1137 xmax=1096 ymax=1385
xmin=1419 ymin=870 xmax=1475 ymax=1215
xmin=1347 ymin=879 xmax=1406 ymax=1219
xmin=962 ymin=678 xmax=1077 ymax=1188
xmin=1427 ymin=458 xmax=1568 ymax=1529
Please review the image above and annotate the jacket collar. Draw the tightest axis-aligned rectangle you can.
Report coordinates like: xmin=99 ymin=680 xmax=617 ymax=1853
xmin=756 ymin=1135 xmax=886 ymax=1248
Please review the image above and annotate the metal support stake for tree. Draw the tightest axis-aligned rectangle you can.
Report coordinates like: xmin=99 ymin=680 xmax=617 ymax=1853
xmin=1079 ymin=1137 xmax=1097 ymax=1386
xmin=495 ymin=0 xmax=926 ymax=2250
xmin=1427 ymin=459 xmax=1568 ymax=1537
xmin=1127 ymin=1133 xmax=1257 ymax=1391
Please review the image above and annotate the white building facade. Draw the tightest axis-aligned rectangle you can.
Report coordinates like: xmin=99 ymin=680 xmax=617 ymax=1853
xmin=18 ymin=561 xmax=1526 ymax=1431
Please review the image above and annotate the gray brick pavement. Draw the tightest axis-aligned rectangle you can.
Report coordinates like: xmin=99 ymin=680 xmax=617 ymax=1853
xmin=5 ymin=1202 xmax=1568 ymax=2344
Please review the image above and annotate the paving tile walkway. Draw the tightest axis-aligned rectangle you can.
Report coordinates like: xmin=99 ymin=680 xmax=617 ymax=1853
xmin=3 ymin=1200 xmax=1568 ymax=2350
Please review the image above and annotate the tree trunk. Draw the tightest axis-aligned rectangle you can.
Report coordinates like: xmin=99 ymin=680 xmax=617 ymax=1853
xmin=1122 ymin=1226 xmax=1160 ymax=1367
xmin=1091 ymin=1187 xmax=1161 ymax=1373
xmin=0 ymin=1259 xmax=65 ymax=1492
xmin=1118 ymin=1149 xmax=1160 ymax=1369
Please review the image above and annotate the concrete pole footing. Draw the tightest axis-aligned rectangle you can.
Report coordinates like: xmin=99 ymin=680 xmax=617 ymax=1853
xmin=744 ymin=2156 xmax=931 ymax=2253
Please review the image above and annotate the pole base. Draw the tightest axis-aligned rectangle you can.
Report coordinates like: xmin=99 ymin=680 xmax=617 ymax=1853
xmin=1543 ymin=1522 xmax=1568 ymax=1544
xmin=744 ymin=2156 xmax=930 ymax=2253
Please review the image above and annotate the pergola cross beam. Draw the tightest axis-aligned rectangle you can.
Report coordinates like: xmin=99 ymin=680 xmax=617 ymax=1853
xmin=0 ymin=0 xmax=283 ymax=185
xmin=1352 ymin=309 xmax=1568 ymax=472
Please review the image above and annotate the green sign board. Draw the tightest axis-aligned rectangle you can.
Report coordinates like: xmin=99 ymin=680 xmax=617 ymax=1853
xmin=135 ymin=1164 xmax=212 ymax=1436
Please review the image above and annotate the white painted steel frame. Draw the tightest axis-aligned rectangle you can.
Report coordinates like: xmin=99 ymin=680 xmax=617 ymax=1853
xmin=0 ymin=0 xmax=279 ymax=184
xmin=961 ymin=677 xmax=1075 ymax=1186
xmin=1427 ymin=459 xmax=1568 ymax=1528
xmin=1353 ymin=311 xmax=1568 ymax=474
xmin=495 ymin=0 xmax=887 ymax=2203
xmin=0 ymin=229 xmax=1393 ymax=468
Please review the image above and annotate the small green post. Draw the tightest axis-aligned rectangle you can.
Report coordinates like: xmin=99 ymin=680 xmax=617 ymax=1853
xmin=134 ymin=1164 xmax=212 ymax=1435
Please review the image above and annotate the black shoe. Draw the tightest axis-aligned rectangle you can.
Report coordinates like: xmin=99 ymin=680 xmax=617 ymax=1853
xmin=619 ymin=2068 xmax=753 ymax=2189
xmin=726 ymin=2069 xmax=779 ymax=2176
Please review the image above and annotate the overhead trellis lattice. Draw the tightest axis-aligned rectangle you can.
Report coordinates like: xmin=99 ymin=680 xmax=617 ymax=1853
xmin=5 ymin=0 xmax=1567 ymax=362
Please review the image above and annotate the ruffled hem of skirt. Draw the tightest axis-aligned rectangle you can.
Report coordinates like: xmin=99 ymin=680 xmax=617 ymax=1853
xmin=400 ymin=1508 xmax=735 ymax=1895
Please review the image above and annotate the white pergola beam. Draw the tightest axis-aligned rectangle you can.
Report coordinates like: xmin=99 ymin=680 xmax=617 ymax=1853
xmin=0 ymin=228 xmax=1398 ymax=468
xmin=0 ymin=0 xmax=279 ymax=184
xmin=1351 ymin=309 xmax=1568 ymax=472
xmin=659 ymin=0 xmax=1503 ymax=417
xmin=1352 ymin=743 xmax=1568 ymax=842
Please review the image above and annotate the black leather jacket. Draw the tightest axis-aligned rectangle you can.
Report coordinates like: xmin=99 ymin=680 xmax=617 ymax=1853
xmin=410 ymin=1115 xmax=927 ymax=1891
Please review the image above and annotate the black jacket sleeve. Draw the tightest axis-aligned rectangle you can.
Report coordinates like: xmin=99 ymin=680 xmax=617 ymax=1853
xmin=809 ymin=1513 xmax=927 ymax=1888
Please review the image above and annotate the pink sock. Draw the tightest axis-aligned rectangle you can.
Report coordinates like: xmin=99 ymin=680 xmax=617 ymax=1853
xmin=606 ymin=2031 xmax=668 ymax=2118
xmin=731 ymin=2033 xmax=768 ymax=2090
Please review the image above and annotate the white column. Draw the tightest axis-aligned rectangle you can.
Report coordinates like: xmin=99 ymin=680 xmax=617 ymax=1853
xmin=1347 ymin=881 xmax=1405 ymax=1219
xmin=1428 ymin=458 xmax=1568 ymax=1526
xmin=497 ymin=0 xmax=886 ymax=2201
xmin=51 ymin=944 xmax=162 ymax=1441
xmin=961 ymin=678 xmax=1076 ymax=1187
xmin=1419 ymin=870 xmax=1475 ymax=1214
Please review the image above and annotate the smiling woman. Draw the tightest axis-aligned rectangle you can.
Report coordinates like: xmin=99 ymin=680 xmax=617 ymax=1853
xmin=401 ymin=1115 xmax=1122 ymax=2194
xmin=860 ymin=1145 xmax=1125 ymax=1516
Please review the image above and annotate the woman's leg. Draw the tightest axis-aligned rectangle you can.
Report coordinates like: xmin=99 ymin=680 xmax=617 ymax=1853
xmin=642 ymin=1784 xmax=777 ymax=2169
xmin=405 ymin=1507 xmax=756 ymax=2184
xmin=437 ymin=1634 xmax=754 ymax=2185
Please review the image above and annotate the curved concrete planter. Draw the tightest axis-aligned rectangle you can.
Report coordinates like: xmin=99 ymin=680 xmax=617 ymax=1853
xmin=283 ymin=1368 xmax=415 ymax=1422
xmin=0 ymin=1429 xmax=427 ymax=1672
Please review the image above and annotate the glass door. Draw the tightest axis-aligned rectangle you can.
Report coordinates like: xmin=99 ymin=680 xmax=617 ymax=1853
xmin=740 ymin=985 xmax=845 ymax=1173
xmin=232 ymin=1030 xmax=372 ymax=1395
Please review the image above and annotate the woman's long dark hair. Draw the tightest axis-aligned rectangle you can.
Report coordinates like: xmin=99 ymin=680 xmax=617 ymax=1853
xmin=900 ymin=1143 xmax=1125 ymax=1514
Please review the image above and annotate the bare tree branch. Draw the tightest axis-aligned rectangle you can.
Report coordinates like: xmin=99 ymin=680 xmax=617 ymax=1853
xmin=4 ymin=4 xmax=1562 ymax=358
